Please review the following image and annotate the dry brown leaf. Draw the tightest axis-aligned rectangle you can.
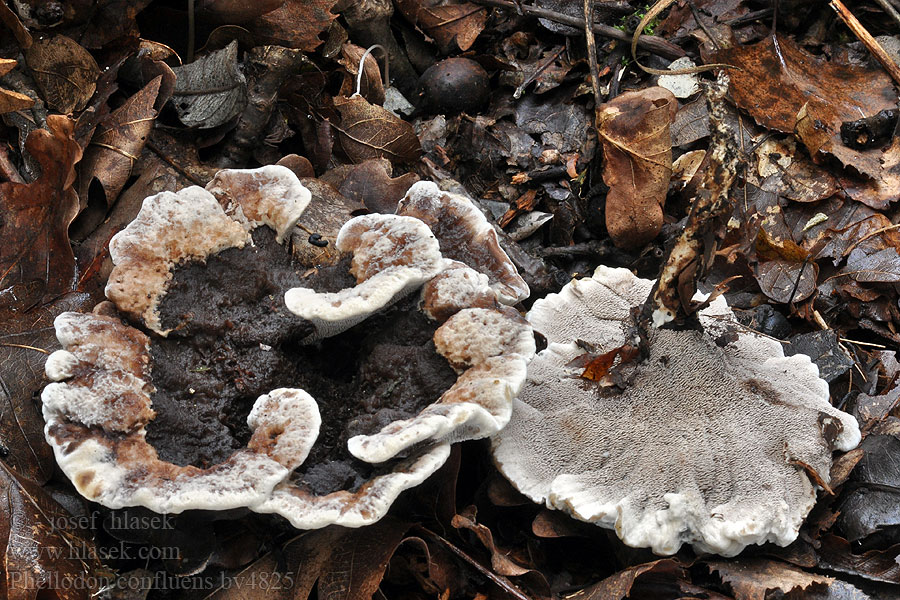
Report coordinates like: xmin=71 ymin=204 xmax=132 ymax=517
xmin=0 ymin=461 xmax=103 ymax=600
xmin=248 ymin=0 xmax=339 ymax=51
xmin=707 ymin=558 xmax=832 ymax=600
xmin=451 ymin=506 xmax=532 ymax=576
xmin=715 ymin=35 xmax=900 ymax=207
xmin=25 ymin=35 xmax=99 ymax=114
xmin=79 ymin=76 xmax=162 ymax=207
xmin=0 ymin=115 xmax=82 ymax=309
xmin=338 ymin=43 xmax=385 ymax=106
xmin=597 ymin=87 xmax=677 ymax=249
xmin=396 ymin=0 xmax=488 ymax=52
xmin=332 ymin=94 xmax=422 ymax=163
xmin=567 ymin=559 xmax=688 ymax=600
xmin=196 ymin=0 xmax=283 ymax=23
xmin=0 ymin=59 xmax=34 ymax=114
xmin=321 ymin=159 xmax=419 ymax=213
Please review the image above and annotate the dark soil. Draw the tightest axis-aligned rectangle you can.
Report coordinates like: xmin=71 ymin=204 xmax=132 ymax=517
xmin=146 ymin=227 xmax=458 ymax=495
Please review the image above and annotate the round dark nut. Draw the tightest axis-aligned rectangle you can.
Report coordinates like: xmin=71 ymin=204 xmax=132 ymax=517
xmin=420 ymin=58 xmax=489 ymax=114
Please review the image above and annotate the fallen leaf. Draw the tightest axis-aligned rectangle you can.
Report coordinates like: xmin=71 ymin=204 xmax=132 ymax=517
xmin=320 ymin=159 xmax=418 ymax=213
xmin=338 ymin=43 xmax=385 ymax=106
xmin=817 ymin=535 xmax=900 ymax=584
xmin=332 ymin=94 xmax=422 ymax=163
xmin=396 ymin=0 xmax=488 ymax=52
xmin=0 ymin=293 xmax=95 ymax=483
xmin=707 ymin=558 xmax=832 ymax=600
xmin=25 ymin=34 xmax=99 ymax=114
xmin=839 ymin=137 xmax=900 ymax=210
xmin=0 ymin=461 xmax=103 ymax=599
xmin=845 ymin=247 xmax=900 ymax=283
xmin=567 ymin=559 xmax=688 ymax=600
xmin=0 ymin=59 xmax=35 ymax=114
xmin=451 ymin=506 xmax=531 ymax=576
xmin=783 ymin=330 xmax=853 ymax=383
xmin=756 ymin=260 xmax=817 ymax=303
xmin=597 ymin=87 xmax=677 ymax=249
xmin=750 ymin=137 xmax=840 ymax=204
xmin=248 ymin=0 xmax=339 ymax=51
xmin=836 ymin=431 xmax=900 ymax=542
xmin=290 ymin=178 xmax=364 ymax=267
xmin=715 ymin=35 xmax=900 ymax=198
xmin=170 ymin=40 xmax=247 ymax=129
xmin=0 ymin=115 xmax=82 ymax=309
xmin=78 ymin=75 xmax=162 ymax=207
xmin=75 ymin=0 xmax=154 ymax=49
xmin=196 ymin=0 xmax=283 ymax=23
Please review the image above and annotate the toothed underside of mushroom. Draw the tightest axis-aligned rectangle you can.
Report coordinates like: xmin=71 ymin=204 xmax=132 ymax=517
xmin=398 ymin=181 xmax=530 ymax=305
xmin=106 ymin=166 xmax=312 ymax=336
xmin=492 ymin=266 xmax=861 ymax=557
xmin=284 ymin=214 xmax=445 ymax=341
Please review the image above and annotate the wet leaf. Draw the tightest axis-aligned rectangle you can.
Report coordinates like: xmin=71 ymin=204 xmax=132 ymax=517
xmin=715 ymin=35 xmax=899 ymax=187
xmin=396 ymin=0 xmax=488 ymax=52
xmin=845 ymin=247 xmax=900 ymax=283
xmin=170 ymin=40 xmax=247 ymax=129
xmin=196 ymin=0 xmax=284 ymax=23
xmin=755 ymin=259 xmax=817 ymax=303
xmin=332 ymin=95 xmax=422 ymax=163
xmin=707 ymin=558 xmax=832 ymax=600
xmin=0 ymin=115 xmax=82 ymax=309
xmin=783 ymin=330 xmax=853 ymax=383
xmin=25 ymin=35 xmax=99 ymax=114
xmin=836 ymin=431 xmax=900 ymax=542
xmin=338 ymin=43 xmax=385 ymax=106
xmin=0 ymin=461 xmax=103 ymax=599
xmin=79 ymin=76 xmax=162 ymax=207
xmin=290 ymin=178 xmax=363 ymax=267
xmin=248 ymin=0 xmax=339 ymax=52
xmin=597 ymin=87 xmax=677 ymax=249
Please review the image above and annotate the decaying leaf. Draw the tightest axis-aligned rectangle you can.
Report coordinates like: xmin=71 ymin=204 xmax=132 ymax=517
xmin=0 ymin=115 xmax=82 ymax=308
xmin=567 ymin=559 xmax=688 ymax=600
xmin=332 ymin=95 xmax=422 ymax=163
xmin=451 ymin=506 xmax=531 ymax=576
xmin=715 ymin=35 xmax=900 ymax=207
xmin=597 ymin=87 xmax=677 ymax=249
xmin=0 ymin=461 xmax=103 ymax=599
xmin=25 ymin=35 xmax=99 ymax=114
xmin=755 ymin=260 xmax=817 ymax=304
xmin=396 ymin=0 xmax=488 ymax=52
xmin=707 ymin=558 xmax=833 ymax=600
xmin=170 ymin=40 xmax=247 ymax=128
xmin=845 ymin=247 xmax=900 ymax=283
xmin=0 ymin=59 xmax=34 ymax=114
xmin=78 ymin=76 xmax=163 ymax=207
xmin=248 ymin=0 xmax=339 ymax=51
xmin=321 ymin=159 xmax=419 ymax=213
xmin=836 ymin=426 xmax=900 ymax=542
xmin=338 ymin=43 xmax=385 ymax=106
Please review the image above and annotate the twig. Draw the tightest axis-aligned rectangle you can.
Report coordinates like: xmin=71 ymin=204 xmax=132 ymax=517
xmin=472 ymin=0 xmax=685 ymax=60
xmin=584 ymin=0 xmax=602 ymax=108
xmin=873 ymin=0 xmax=900 ymax=29
xmin=830 ymin=0 xmax=900 ymax=86
xmin=0 ymin=144 xmax=24 ymax=184
xmin=632 ymin=0 xmax=734 ymax=75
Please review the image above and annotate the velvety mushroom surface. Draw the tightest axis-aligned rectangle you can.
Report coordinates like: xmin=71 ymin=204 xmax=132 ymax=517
xmin=491 ymin=266 xmax=861 ymax=557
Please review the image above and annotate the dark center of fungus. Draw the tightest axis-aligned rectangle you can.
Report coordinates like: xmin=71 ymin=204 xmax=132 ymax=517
xmin=146 ymin=227 xmax=457 ymax=495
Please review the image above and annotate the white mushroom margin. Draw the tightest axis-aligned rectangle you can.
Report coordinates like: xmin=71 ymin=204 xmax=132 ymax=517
xmin=491 ymin=266 xmax=861 ymax=557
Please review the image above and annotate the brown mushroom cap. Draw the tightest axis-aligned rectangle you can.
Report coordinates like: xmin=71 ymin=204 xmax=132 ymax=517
xmin=492 ymin=266 xmax=861 ymax=556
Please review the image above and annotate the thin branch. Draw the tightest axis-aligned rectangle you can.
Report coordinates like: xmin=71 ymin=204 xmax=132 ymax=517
xmin=472 ymin=0 xmax=685 ymax=60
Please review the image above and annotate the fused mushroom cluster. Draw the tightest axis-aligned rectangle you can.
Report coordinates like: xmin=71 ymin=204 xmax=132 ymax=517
xmin=492 ymin=266 xmax=861 ymax=556
xmin=44 ymin=169 xmax=534 ymax=528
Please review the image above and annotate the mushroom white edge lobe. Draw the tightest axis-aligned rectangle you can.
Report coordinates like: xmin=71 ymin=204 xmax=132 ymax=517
xmin=254 ymin=442 xmax=452 ymax=529
xmin=284 ymin=214 xmax=444 ymax=341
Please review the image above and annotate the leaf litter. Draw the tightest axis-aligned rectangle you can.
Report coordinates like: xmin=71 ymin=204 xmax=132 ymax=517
xmin=1 ymin=0 xmax=900 ymax=597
